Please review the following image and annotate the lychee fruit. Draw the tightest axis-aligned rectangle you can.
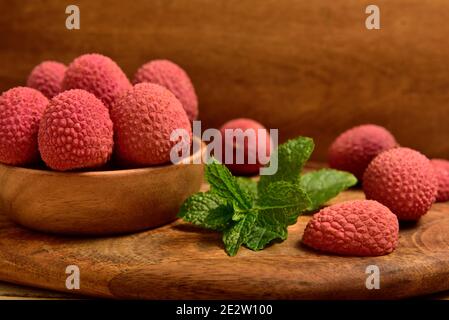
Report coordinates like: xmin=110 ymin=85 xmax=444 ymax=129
xmin=219 ymin=118 xmax=271 ymax=176
xmin=38 ymin=89 xmax=113 ymax=171
xmin=328 ymin=124 xmax=397 ymax=180
xmin=302 ymin=200 xmax=399 ymax=256
xmin=62 ymin=53 xmax=131 ymax=108
xmin=363 ymin=147 xmax=437 ymax=220
xmin=0 ymin=87 xmax=48 ymax=166
xmin=110 ymin=83 xmax=192 ymax=167
xmin=430 ymin=159 xmax=449 ymax=202
xmin=133 ymin=59 xmax=198 ymax=121
xmin=27 ymin=61 xmax=67 ymax=98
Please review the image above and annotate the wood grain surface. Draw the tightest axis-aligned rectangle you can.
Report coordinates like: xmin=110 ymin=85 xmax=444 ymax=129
xmin=0 ymin=281 xmax=77 ymax=300
xmin=1 ymin=0 xmax=449 ymax=161
xmin=0 ymin=176 xmax=448 ymax=300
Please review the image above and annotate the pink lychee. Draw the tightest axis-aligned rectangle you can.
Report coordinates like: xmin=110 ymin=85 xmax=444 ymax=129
xmin=0 ymin=87 xmax=48 ymax=166
xmin=27 ymin=61 xmax=67 ymax=98
xmin=38 ymin=89 xmax=113 ymax=171
xmin=302 ymin=200 xmax=399 ymax=256
xmin=63 ymin=53 xmax=131 ymax=109
xmin=219 ymin=118 xmax=271 ymax=176
xmin=430 ymin=159 xmax=449 ymax=202
xmin=328 ymin=124 xmax=397 ymax=180
xmin=133 ymin=59 xmax=198 ymax=121
xmin=110 ymin=83 xmax=192 ymax=167
xmin=363 ymin=147 xmax=437 ymax=220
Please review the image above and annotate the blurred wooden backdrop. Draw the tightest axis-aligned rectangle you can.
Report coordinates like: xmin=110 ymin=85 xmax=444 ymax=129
xmin=0 ymin=0 xmax=448 ymax=160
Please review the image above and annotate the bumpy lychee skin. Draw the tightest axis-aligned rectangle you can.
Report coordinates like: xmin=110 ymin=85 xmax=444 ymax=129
xmin=363 ymin=148 xmax=437 ymax=220
xmin=133 ymin=60 xmax=198 ymax=121
xmin=110 ymin=83 xmax=192 ymax=167
xmin=38 ymin=89 xmax=113 ymax=171
xmin=219 ymin=118 xmax=271 ymax=176
xmin=302 ymin=200 xmax=399 ymax=256
xmin=0 ymin=87 xmax=48 ymax=166
xmin=328 ymin=124 xmax=397 ymax=180
xmin=27 ymin=61 xmax=67 ymax=98
xmin=430 ymin=159 xmax=449 ymax=202
xmin=63 ymin=54 xmax=131 ymax=108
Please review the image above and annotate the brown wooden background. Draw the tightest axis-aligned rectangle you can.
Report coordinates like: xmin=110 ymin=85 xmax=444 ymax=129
xmin=1 ymin=0 xmax=449 ymax=160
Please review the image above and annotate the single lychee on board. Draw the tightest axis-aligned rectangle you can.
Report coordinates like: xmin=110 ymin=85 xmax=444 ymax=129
xmin=219 ymin=118 xmax=271 ymax=176
xmin=302 ymin=200 xmax=399 ymax=256
xmin=63 ymin=53 xmax=131 ymax=108
xmin=110 ymin=83 xmax=192 ymax=167
xmin=27 ymin=61 xmax=67 ymax=98
xmin=0 ymin=87 xmax=48 ymax=166
xmin=38 ymin=89 xmax=113 ymax=171
xmin=363 ymin=147 xmax=437 ymax=220
xmin=430 ymin=159 xmax=449 ymax=202
xmin=328 ymin=124 xmax=397 ymax=180
xmin=133 ymin=59 xmax=198 ymax=121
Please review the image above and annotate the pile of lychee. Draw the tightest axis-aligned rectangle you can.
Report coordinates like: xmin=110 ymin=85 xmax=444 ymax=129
xmin=0 ymin=54 xmax=198 ymax=171
xmin=302 ymin=124 xmax=449 ymax=256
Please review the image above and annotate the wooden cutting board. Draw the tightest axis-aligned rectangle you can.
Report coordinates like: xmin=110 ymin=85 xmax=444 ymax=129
xmin=0 ymin=186 xmax=448 ymax=299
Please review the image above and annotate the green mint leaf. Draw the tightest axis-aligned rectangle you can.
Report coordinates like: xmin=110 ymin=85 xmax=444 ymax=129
xmin=257 ymin=181 xmax=311 ymax=225
xmin=243 ymin=181 xmax=311 ymax=251
xmin=242 ymin=218 xmax=286 ymax=252
xmin=223 ymin=181 xmax=311 ymax=255
xmin=223 ymin=210 xmax=257 ymax=256
xmin=205 ymin=159 xmax=252 ymax=210
xmin=236 ymin=177 xmax=258 ymax=202
xmin=258 ymin=137 xmax=314 ymax=194
xmin=301 ymin=169 xmax=357 ymax=211
xmin=178 ymin=192 xmax=234 ymax=231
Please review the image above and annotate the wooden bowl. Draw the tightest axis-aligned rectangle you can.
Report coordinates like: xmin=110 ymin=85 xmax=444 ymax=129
xmin=0 ymin=140 xmax=205 ymax=236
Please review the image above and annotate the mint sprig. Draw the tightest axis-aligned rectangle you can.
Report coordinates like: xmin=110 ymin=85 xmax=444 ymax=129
xmin=178 ymin=136 xmax=357 ymax=256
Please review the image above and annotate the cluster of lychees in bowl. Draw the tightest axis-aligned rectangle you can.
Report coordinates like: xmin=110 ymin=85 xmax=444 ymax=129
xmin=302 ymin=124 xmax=449 ymax=256
xmin=0 ymin=54 xmax=198 ymax=170
xmin=0 ymin=53 xmax=204 ymax=235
